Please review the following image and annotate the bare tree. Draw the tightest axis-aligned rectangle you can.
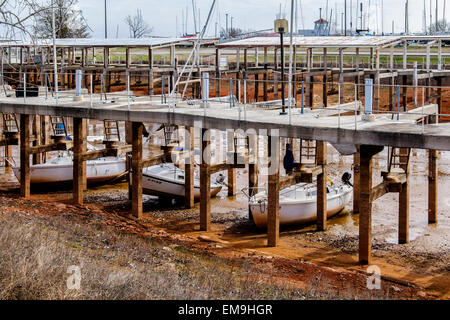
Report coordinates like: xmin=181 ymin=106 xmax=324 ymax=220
xmin=125 ymin=9 xmax=152 ymax=38
xmin=0 ymin=0 xmax=50 ymax=38
xmin=33 ymin=0 xmax=90 ymax=38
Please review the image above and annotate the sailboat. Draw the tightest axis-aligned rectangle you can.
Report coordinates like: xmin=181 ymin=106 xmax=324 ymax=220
xmin=247 ymin=174 xmax=353 ymax=228
xmin=13 ymin=155 xmax=127 ymax=185
xmin=142 ymin=163 xmax=223 ymax=199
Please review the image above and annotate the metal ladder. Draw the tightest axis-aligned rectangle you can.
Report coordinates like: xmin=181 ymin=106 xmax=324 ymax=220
xmin=299 ymin=139 xmax=317 ymax=165
xmin=50 ymin=116 xmax=68 ymax=137
xmin=388 ymin=147 xmax=411 ymax=173
xmin=103 ymin=120 xmax=121 ymax=142
xmin=2 ymin=113 xmax=19 ymax=133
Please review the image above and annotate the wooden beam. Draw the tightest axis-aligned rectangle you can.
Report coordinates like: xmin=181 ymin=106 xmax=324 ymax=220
xmin=227 ymin=130 xmax=237 ymax=197
xmin=200 ymin=128 xmax=211 ymax=231
xmin=428 ymin=150 xmax=438 ymax=224
xmin=399 ymin=181 xmax=409 ymax=244
xmin=73 ymin=118 xmax=86 ymax=205
xmin=131 ymin=122 xmax=143 ymax=219
xmin=28 ymin=141 xmax=73 ymax=155
xmin=316 ymin=141 xmax=327 ymax=231
xmin=20 ymin=114 xmax=30 ymax=198
xmin=353 ymin=147 xmax=360 ymax=213
xmin=267 ymin=135 xmax=280 ymax=247
xmin=80 ymin=145 xmax=132 ymax=162
xmin=185 ymin=126 xmax=195 ymax=209
xmin=359 ymin=145 xmax=384 ymax=265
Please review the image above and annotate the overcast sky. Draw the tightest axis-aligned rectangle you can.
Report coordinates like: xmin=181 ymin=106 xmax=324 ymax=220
xmin=77 ymin=0 xmax=450 ymax=38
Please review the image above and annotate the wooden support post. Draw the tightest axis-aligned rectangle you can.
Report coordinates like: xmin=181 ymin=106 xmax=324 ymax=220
xmin=428 ymin=150 xmax=438 ymax=224
xmin=399 ymin=180 xmax=410 ymax=244
xmin=359 ymin=145 xmax=384 ymax=265
xmin=267 ymin=135 xmax=280 ymax=247
xmin=73 ymin=118 xmax=86 ymax=205
xmin=185 ymin=126 xmax=195 ymax=209
xmin=32 ymin=116 xmax=41 ymax=165
xmin=254 ymin=73 xmax=259 ymax=102
xmin=200 ymin=128 xmax=211 ymax=231
xmin=20 ymin=114 xmax=30 ymax=198
xmin=125 ymin=122 xmax=132 ymax=200
xmin=316 ymin=141 xmax=327 ymax=231
xmin=263 ymin=64 xmax=268 ymax=102
xmin=248 ymin=134 xmax=259 ymax=190
xmin=437 ymin=77 xmax=442 ymax=116
xmin=323 ymin=48 xmax=328 ymax=108
xmin=215 ymin=48 xmax=221 ymax=97
xmin=131 ymin=122 xmax=143 ymax=219
xmin=353 ymin=147 xmax=360 ymax=213
xmin=227 ymin=130 xmax=237 ymax=197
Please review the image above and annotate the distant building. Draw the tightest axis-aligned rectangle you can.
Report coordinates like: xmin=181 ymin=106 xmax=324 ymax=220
xmin=298 ymin=18 xmax=329 ymax=37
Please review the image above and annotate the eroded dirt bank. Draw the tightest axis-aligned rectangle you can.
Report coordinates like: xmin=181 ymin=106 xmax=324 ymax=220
xmin=0 ymin=143 xmax=449 ymax=299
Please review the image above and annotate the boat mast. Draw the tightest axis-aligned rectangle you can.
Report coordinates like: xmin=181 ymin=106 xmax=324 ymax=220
xmin=52 ymin=0 xmax=58 ymax=103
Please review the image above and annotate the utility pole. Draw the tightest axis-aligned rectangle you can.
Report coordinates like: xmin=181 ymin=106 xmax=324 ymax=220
xmin=104 ymin=0 xmax=107 ymax=39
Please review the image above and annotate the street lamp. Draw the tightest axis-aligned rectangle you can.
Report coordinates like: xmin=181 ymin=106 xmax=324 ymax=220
xmin=275 ymin=18 xmax=288 ymax=115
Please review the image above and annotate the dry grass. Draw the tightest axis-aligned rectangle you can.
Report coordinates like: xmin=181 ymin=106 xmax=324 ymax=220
xmin=0 ymin=211 xmax=309 ymax=300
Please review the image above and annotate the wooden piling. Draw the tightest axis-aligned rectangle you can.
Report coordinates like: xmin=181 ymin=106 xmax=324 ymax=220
xmin=267 ymin=135 xmax=280 ymax=247
xmin=428 ymin=150 xmax=438 ymax=224
xmin=353 ymin=147 xmax=360 ymax=213
xmin=316 ymin=141 xmax=327 ymax=231
xmin=185 ymin=126 xmax=195 ymax=209
xmin=227 ymin=130 xmax=237 ymax=197
xmin=131 ymin=122 xmax=143 ymax=219
xmin=19 ymin=114 xmax=30 ymax=198
xmin=73 ymin=117 xmax=86 ymax=205
xmin=399 ymin=180 xmax=410 ymax=244
xmin=200 ymin=128 xmax=211 ymax=231
xmin=359 ymin=145 xmax=384 ymax=265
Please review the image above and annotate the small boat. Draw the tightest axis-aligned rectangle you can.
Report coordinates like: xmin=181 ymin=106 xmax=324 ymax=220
xmin=13 ymin=156 xmax=127 ymax=184
xmin=248 ymin=174 xmax=353 ymax=228
xmin=142 ymin=163 xmax=223 ymax=199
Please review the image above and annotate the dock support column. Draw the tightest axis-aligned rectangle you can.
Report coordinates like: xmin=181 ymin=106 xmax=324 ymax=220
xmin=359 ymin=145 xmax=384 ymax=265
xmin=200 ymin=128 xmax=211 ymax=231
xmin=215 ymin=48 xmax=221 ymax=97
xmin=73 ymin=118 xmax=87 ymax=205
xmin=248 ymin=134 xmax=259 ymax=190
xmin=131 ymin=122 xmax=143 ymax=219
xmin=267 ymin=134 xmax=280 ymax=247
xmin=353 ymin=147 xmax=360 ymax=213
xmin=20 ymin=114 xmax=30 ymax=198
xmin=316 ymin=141 xmax=327 ymax=231
xmin=227 ymin=130 xmax=237 ymax=197
xmin=32 ymin=116 xmax=41 ymax=165
xmin=399 ymin=179 xmax=410 ymax=244
xmin=185 ymin=126 xmax=195 ymax=209
xmin=428 ymin=150 xmax=438 ymax=224
xmin=323 ymin=48 xmax=328 ymax=108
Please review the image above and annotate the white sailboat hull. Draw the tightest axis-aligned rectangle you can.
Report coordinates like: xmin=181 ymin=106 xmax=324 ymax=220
xmin=142 ymin=164 xmax=222 ymax=199
xmin=13 ymin=157 xmax=127 ymax=184
xmin=250 ymin=184 xmax=353 ymax=228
